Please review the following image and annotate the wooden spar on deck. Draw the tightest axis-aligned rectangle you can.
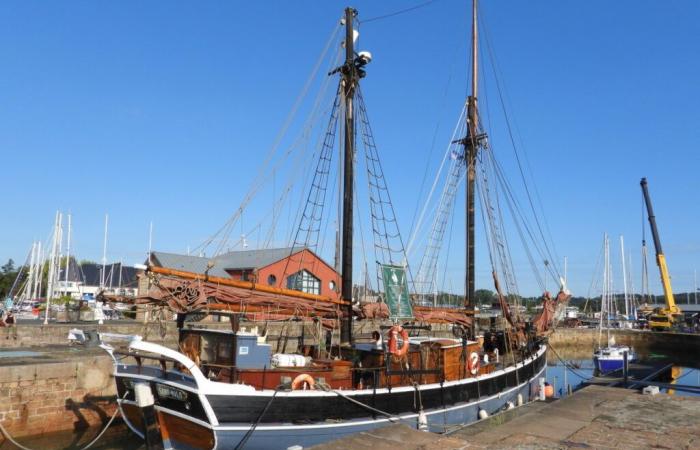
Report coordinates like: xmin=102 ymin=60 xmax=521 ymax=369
xmin=147 ymin=265 xmax=350 ymax=306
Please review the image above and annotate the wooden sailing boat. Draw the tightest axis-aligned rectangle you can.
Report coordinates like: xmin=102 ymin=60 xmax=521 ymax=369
xmin=99 ymin=3 xmax=558 ymax=449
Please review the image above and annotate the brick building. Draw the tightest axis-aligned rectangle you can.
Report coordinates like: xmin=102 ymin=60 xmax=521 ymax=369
xmin=149 ymin=247 xmax=340 ymax=299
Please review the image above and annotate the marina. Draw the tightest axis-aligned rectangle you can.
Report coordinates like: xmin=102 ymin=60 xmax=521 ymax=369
xmin=1 ymin=0 xmax=699 ymax=449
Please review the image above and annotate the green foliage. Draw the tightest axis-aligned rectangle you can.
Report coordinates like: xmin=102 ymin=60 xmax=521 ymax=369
xmin=474 ymin=289 xmax=495 ymax=306
xmin=1 ymin=259 xmax=15 ymax=274
xmin=0 ymin=259 xmax=20 ymax=298
xmin=56 ymin=295 xmax=74 ymax=306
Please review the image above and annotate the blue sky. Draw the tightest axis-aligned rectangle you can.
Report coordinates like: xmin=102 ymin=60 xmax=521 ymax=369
xmin=2 ymin=1 xmax=699 ymax=297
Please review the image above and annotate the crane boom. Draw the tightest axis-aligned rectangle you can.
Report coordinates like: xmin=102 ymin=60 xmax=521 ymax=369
xmin=640 ymin=177 xmax=681 ymax=330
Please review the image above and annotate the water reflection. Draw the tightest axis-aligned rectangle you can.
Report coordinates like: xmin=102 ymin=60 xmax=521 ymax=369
xmin=546 ymin=347 xmax=700 ymax=398
xmin=0 ymin=421 xmax=144 ymax=450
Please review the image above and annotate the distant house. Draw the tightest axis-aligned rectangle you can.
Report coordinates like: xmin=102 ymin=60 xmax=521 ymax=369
xmin=149 ymin=247 xmax=340 ymax=298
xmin=57 ymin=261 xmax=139 ymax=299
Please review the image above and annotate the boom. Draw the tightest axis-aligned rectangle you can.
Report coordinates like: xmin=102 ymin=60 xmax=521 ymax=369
xmin=640 ymin=177 xmax=681 ymax=329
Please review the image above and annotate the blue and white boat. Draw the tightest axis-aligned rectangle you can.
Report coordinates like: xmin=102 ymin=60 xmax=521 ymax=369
xmin=593 ymin=342 xmax=636 ymax=374
xmin=593 ymin=235 xmax=636 ymax=374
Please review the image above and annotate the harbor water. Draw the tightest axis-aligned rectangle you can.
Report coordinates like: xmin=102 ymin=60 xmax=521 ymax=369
xmin=545 ymin=347 xmax=700 ymax=398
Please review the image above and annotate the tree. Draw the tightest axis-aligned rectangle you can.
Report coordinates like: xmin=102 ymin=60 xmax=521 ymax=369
xmin=1 ymin=259 xmax=15 ymax=274
xmin=474 ymin=289 xmax=495 ymax=306
xmin=0 ymin=259 xmax=19 ymax=298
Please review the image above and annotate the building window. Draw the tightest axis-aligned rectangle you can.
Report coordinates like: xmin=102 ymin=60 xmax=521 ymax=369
xmin=287 ymin=270 xmax=320 ymax=295
xmin=267 ymin=274 xmax=277 ymax=286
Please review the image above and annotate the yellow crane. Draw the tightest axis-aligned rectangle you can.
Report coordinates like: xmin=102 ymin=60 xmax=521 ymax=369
xmin=640 ymin=178 xmax=682 ymax=330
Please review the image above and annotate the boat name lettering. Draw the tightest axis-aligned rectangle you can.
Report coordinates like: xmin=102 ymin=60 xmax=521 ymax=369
xmin=156 ymin=384 xmax=188 ymax=402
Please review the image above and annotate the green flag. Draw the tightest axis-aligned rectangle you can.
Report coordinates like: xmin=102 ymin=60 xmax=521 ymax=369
xmin=381 ymin=264 xmax=413 ymax=319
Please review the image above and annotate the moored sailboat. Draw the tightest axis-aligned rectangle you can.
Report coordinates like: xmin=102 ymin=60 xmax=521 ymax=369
xmin=593 ymin=234 xmax=636 ymax=374
xmin=99 ymin=3 xmax=567 ymax=449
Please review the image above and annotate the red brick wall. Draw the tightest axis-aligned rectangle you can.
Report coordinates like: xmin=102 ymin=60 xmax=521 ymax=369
xmin=256 ymin=249 xmax=340 ymax=299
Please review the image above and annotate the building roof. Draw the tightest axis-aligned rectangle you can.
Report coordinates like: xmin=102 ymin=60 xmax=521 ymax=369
xmin=150 ymin=247 xmax=307 ymax=276
xmin=59 ymin=262 xmax=139 ymax=288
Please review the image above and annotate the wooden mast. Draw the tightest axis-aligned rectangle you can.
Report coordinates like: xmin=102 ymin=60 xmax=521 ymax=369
xmin=465 ymin=0 xmax=482 ymax=337
xmin=340 ymin=7 xmax=358 ymax=346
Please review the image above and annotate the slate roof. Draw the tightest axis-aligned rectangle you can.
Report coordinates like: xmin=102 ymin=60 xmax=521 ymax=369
xmin=59 ymin=262 xmax=139 ymax=288
xmin=150 ymin=247 xmax=307 ymax=276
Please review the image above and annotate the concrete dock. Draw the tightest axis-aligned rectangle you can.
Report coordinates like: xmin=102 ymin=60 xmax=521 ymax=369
xmin=311 ymin=385 xmax=700 ymax=449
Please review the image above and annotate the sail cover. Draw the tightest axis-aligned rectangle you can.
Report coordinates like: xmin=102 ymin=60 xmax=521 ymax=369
xmin=380 ymin=264 xmax=413 ymax=319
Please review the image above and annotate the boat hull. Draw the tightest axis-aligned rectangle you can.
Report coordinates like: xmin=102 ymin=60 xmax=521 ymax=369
xmin=594 ymin=358 xmax=624 ymax=374
xmin=208 ymin=375 xmax=542 ymax=449
xmin=593 ymin=346 xmax=635 ymax=374
xmin=113 ymin=344 xmax=547 ymax=450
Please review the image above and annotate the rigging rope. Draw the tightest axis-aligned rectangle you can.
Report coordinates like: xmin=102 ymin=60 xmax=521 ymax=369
xmin=480 ymin=13 xmax=562 ymax=279
xmin=194 ymin=24 xmax=341 ymax=257
xmin=356 ymin=86 xmax=415 ymax=294
xmin=360 ymin=0 xmax=442 ymax=24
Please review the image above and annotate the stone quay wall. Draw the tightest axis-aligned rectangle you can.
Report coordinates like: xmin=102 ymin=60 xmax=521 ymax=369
xmin=549 ymin=327 xmax=700 ymax=356
xmin=0 ymin=354 xmax=115 ymax=439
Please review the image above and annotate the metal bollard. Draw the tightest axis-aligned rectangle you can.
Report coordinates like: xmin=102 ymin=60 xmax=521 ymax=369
xmin=538 ymin=377 xmax=546 ymax=401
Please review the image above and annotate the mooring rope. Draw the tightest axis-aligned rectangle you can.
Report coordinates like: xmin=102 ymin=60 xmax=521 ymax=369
xmin=317 ymin=385 xmax=401 ymax=423
xmin=234 ymin=388 xmax=281 ymax=450
xmin=0 ymin=392 xmax=127 ymax=450
xmin=548 ymin=343 xmax=594 ymax=382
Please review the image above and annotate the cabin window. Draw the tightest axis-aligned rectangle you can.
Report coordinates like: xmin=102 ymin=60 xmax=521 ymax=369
xmin=287 ymin=270 xmax=320 ymax=295
xmin=267 ymin=274 xmax=277 ymax=286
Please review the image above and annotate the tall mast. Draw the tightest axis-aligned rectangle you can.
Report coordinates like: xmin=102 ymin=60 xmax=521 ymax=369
xmin=101 ymin=214 xmax=108 ymax=289
xmin=45 ymin=211 xmax=60 ymax=325
xmin=620 ymin=235 xmax=629 ymax=319
xmin=148 ymin=220 xmax=154 ymax=265
xmin=64 ymin=214 xmax=72 ymax=296
xmin=34 ymin=241 xmax=42 ymax=301
xmin=27 ymin=242 xmax=36 ymax=301
xmin=464 ymin=0 xmax=484 ymax=330
xmin=340 ymin=7 xmax=358 ymax=346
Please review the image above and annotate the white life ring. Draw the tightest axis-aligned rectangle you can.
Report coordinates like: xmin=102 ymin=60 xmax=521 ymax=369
xmin=468 ymin=351 xmax=480 ymax=376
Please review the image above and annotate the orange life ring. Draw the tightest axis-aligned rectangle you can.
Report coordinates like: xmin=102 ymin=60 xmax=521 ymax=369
xmin=291 ymin=374 xmax=315 ymax=390
xmin=467 ymin=351 xmax=480 ymax=376
xmin=387 ymin=325 xmax=410 ymax=357
xmin=544 ymin=383 xmax=554 ymax=398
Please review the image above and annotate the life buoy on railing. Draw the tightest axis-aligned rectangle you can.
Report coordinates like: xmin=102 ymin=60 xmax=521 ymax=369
xmin=467 ymin=351 xmax=480 ymax=376
xmin=291 ymin=373 xmax=315 ymax=390
xmin=387 ymin=325 xmax=410 ymax=357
